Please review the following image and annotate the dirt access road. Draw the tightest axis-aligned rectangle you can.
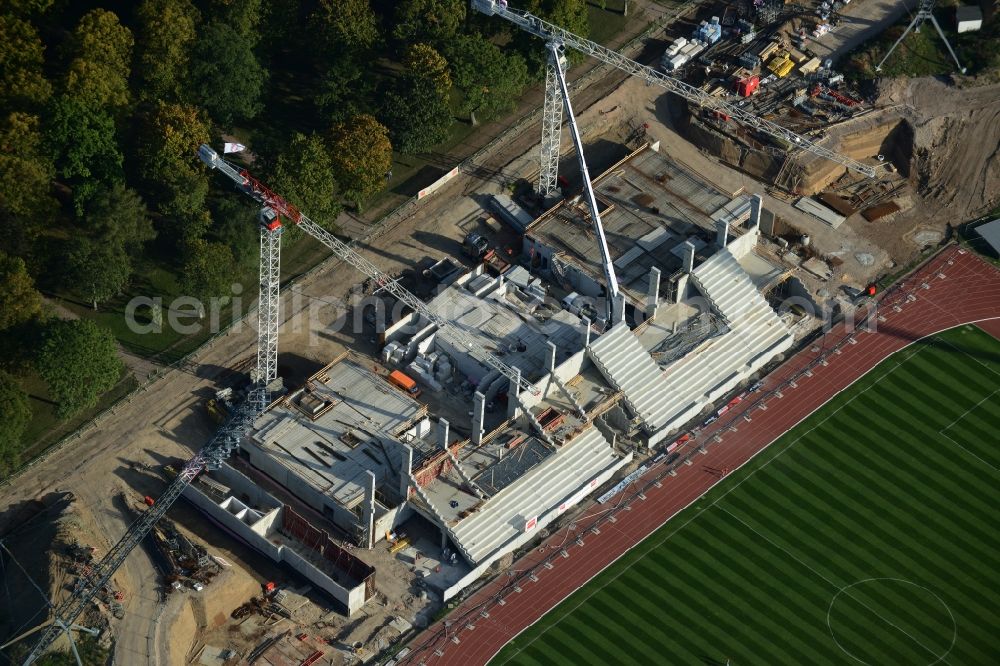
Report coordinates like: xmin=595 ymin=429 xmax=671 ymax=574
xmin=0 ymin=1 xmax=691 ymax=660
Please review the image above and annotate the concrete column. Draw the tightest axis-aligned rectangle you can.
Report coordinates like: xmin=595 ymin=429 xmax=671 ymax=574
xmin=646 ymin=267 xmax=661 ymax=321
xmin=399 ymin=444 xmax=413 ymax=499
xmin=472 ymin=392 xmax=485 ymax=445
xmin=716 ymin=219 xmax=729 ymax=248
xmin=749 ymin=194 xmax=763 ymax=230
xmin=363 ymin=470 xmax=376 ymax=549
xmin=683 ymin=240 xmax=696 ymax=273
xmin=674 ymin=273 xmax=690 ymax=304
xmin=508 ymin=367 xmax=522 ymax=419
xmin=612 ymin=293 xmax=626 ymax=325
xmin=546 ymin=341 xmax=557 ymax=374
xmin=438 ymin=418 xmax=450 ymax=451
xmin=582 ymin=317 xmax=591 ymax=348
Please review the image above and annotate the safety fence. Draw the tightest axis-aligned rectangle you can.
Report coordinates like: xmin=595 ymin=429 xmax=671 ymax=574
xmin=394 ymin=242 xmax=960 ymax=664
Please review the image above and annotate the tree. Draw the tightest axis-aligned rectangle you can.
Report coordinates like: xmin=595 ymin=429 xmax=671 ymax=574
xmin=205 ymin=0 xmax=262 ymax=43
xmin=0 ymin=370 xmax=31 ymax=478
xmin=404 ymin=43 xmax=452 ymax=100
xmin=36 ymin=319 xmax=123 ymax=418
xmin=65 ymin=183 xmax=155 ymax=308
xmin=135 ymin=0 xmax=200 ymax=101
xmin=330 ymin=115 xmax=392 ymax=207
xmin=310 ymin=0 xmax=379 ymax=54
xmin=381 ymin=78 xmax=453 ymax=154
xmin=66 ymin=240 xmax=131 ymax=310
xmin=63 ymin=9 xmax=133 ymax=110
xmin=0 ymin=15 xmax=52 ymax=109
xmin=393 ymin=0 xmax=466 ymax=45
xmin=0 ymin=251 xmax=42 ymax=331
xmin=83 ymin=183 xmax=155 ymax=254
xmin=137 ymin=102 xmax=211 ymax=220
xmin=0 ymin=112 xmax=57 ymax=220
xmin=180 ymin=237 xmax=237 ymax=302
xmin=4 ymin=0 xmax=54 ymax=18
xmin=187 ymin=22 xmax=267 ymax=125
xmin=316 ymin=59 xmax=370 ymax=122
xmin=46 ymin=97 xmax=123 ymax=215
xmin=271 ymin=133 xmax=342 ymax=231
xmin=448 ymin=35 xmax=529 ymax=123
xmin=537 ymin=0 xmax=589 ymax=37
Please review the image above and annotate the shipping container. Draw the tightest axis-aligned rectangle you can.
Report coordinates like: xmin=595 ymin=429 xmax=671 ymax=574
xmin=388 ymin=370 xmax=421 ymax=398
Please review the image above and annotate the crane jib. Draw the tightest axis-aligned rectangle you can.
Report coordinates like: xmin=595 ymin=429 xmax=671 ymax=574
xmin=471 ymin=0 xmax=877 ymax=179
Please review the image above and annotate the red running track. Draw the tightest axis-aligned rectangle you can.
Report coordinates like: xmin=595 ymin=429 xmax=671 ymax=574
xmin=399 ymin=245 xmax=1000 ymax=666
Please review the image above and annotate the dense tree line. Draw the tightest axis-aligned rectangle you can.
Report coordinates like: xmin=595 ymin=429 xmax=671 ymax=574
xmin=0 ymin=0 xmax=591 ymax=475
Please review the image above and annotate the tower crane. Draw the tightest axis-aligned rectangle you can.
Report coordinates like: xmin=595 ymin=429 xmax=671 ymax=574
xmin=876 ymin=0 xmax=966 ymax=74
xmin=22 ymin=144 xmax=546 ymax=663
xmin=195 ymin=144 xmax=539 ymax=397
xmin=547 ymin=41 xmax=621 ymax=323
xmin=471 ymin=0 xmax=879 ymax=199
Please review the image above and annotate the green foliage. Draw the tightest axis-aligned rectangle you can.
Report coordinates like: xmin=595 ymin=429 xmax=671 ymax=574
xmin=205 ymin=0 xmax=263 ymax=43
xmin=36 ymin=319 xmax=124 ymax=418
xmin=310 ymin=0 xmax=380 ymax=53
xmin=67 ymin=240 xmax=131 ymax=310
xmin=393 ymin=0 xmax=466 ymax=45
xmin=330 ymin=114 xmax=393 ymax=207
xmin=3 ymin=0 xmax=54 ymax=17
xmin=46 ymin=96 xmax=123 ymax=215
xmin=187 ymin=22 xmax=267 ymax=125
xmin=316 ymin=59 xmax=370 ymax=122
xmin=0 ymin=251 xmax=43 ymax=331
xmin=180 ymin=236 xmax=237 ymax=301
xmin=404 ymin=43 xmax=452 ymax=100
xmin=448 ymin=34 xmax=530 ymax=122
xmin=65 ymin=184 xmax=155 ymax=308
xmin=0 ymin=14 xmax=52 ymax=109
xmin=0 ymin=111 xmax=57 ymax=220
xmin=137 ymin=102 xmax=211 ymax=221
xmin=63 ymin=8 xmax=133 ymax=109
xmin=271 ymin=133 xmax=342 ymax=231
xmin=135 ymin=0 xmax=200 ymax=101
xmin=0 ymin=369 xmax=31 ymax=476
xmin=381 ymin=77 xmax=454 ymax=154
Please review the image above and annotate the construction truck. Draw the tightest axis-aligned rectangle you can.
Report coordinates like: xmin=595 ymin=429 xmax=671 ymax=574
xmin=462 ymin=232 xmax=489 ymax=260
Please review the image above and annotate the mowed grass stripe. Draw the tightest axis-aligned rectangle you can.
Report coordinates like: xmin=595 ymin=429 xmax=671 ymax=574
xmin=492 ymin=326 xmax=1000 ymax=665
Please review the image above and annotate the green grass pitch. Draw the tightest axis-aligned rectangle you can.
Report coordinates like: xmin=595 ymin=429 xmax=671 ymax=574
xmin=492 ymin=325 xmax=1000 ymax=665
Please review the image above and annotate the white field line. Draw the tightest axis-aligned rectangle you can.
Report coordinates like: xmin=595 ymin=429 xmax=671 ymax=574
xmin=938 ymin=388 xmax=1000 ymax=472
xmin=490 ymin=343 xmax=927 ymax=664
xmin=483 ymin=319 xmax=999 ymax=665
xmin=717 ymin=506 xmax=950 ymax=665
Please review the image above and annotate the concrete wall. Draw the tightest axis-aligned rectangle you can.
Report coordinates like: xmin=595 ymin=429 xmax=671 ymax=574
xmin=243 ymin=442 xmax=362 ymax=536
xmin=372 ymin=501 xmax=413 ymax=542
xmin=281 ymin=546 xmax=366 ymax=615
xmin=182 ymin=481 xmax=281 ymax=560
xmin=442 ymin=452 xmax=632 ymax=601
xmin=727 ymin=226 xmax=759 ymax=260
xmin=182 ymin=465 xmax=371 ymax=616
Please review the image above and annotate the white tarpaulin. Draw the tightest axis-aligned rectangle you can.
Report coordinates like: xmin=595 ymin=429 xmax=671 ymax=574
xmin=223 ymin=142 xmax=246 ymax=154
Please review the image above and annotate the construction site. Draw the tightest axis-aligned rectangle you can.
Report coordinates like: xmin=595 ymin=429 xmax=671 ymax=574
xmin=1 ymin=1 xmax=998 ymax=665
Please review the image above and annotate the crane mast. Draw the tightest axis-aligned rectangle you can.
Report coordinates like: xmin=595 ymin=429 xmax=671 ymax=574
xmin=21 ymin=399 xmax=261 ymax=664
xmin=197 ymin=145 xmax=539 ymax=397
xmin=548 ymin=41 xmax=621 ymax=322
xmin=471 ymin=0 xmax=878 ymax=180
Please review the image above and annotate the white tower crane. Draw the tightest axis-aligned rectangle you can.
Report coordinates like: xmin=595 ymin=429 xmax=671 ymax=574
xmin=876 ymin=0 xmax=966 ymax=74
xmin=547 ymin=41 xmax=621 ymax=323
xmin=472 ymin=0 xmax=879 ymax=196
